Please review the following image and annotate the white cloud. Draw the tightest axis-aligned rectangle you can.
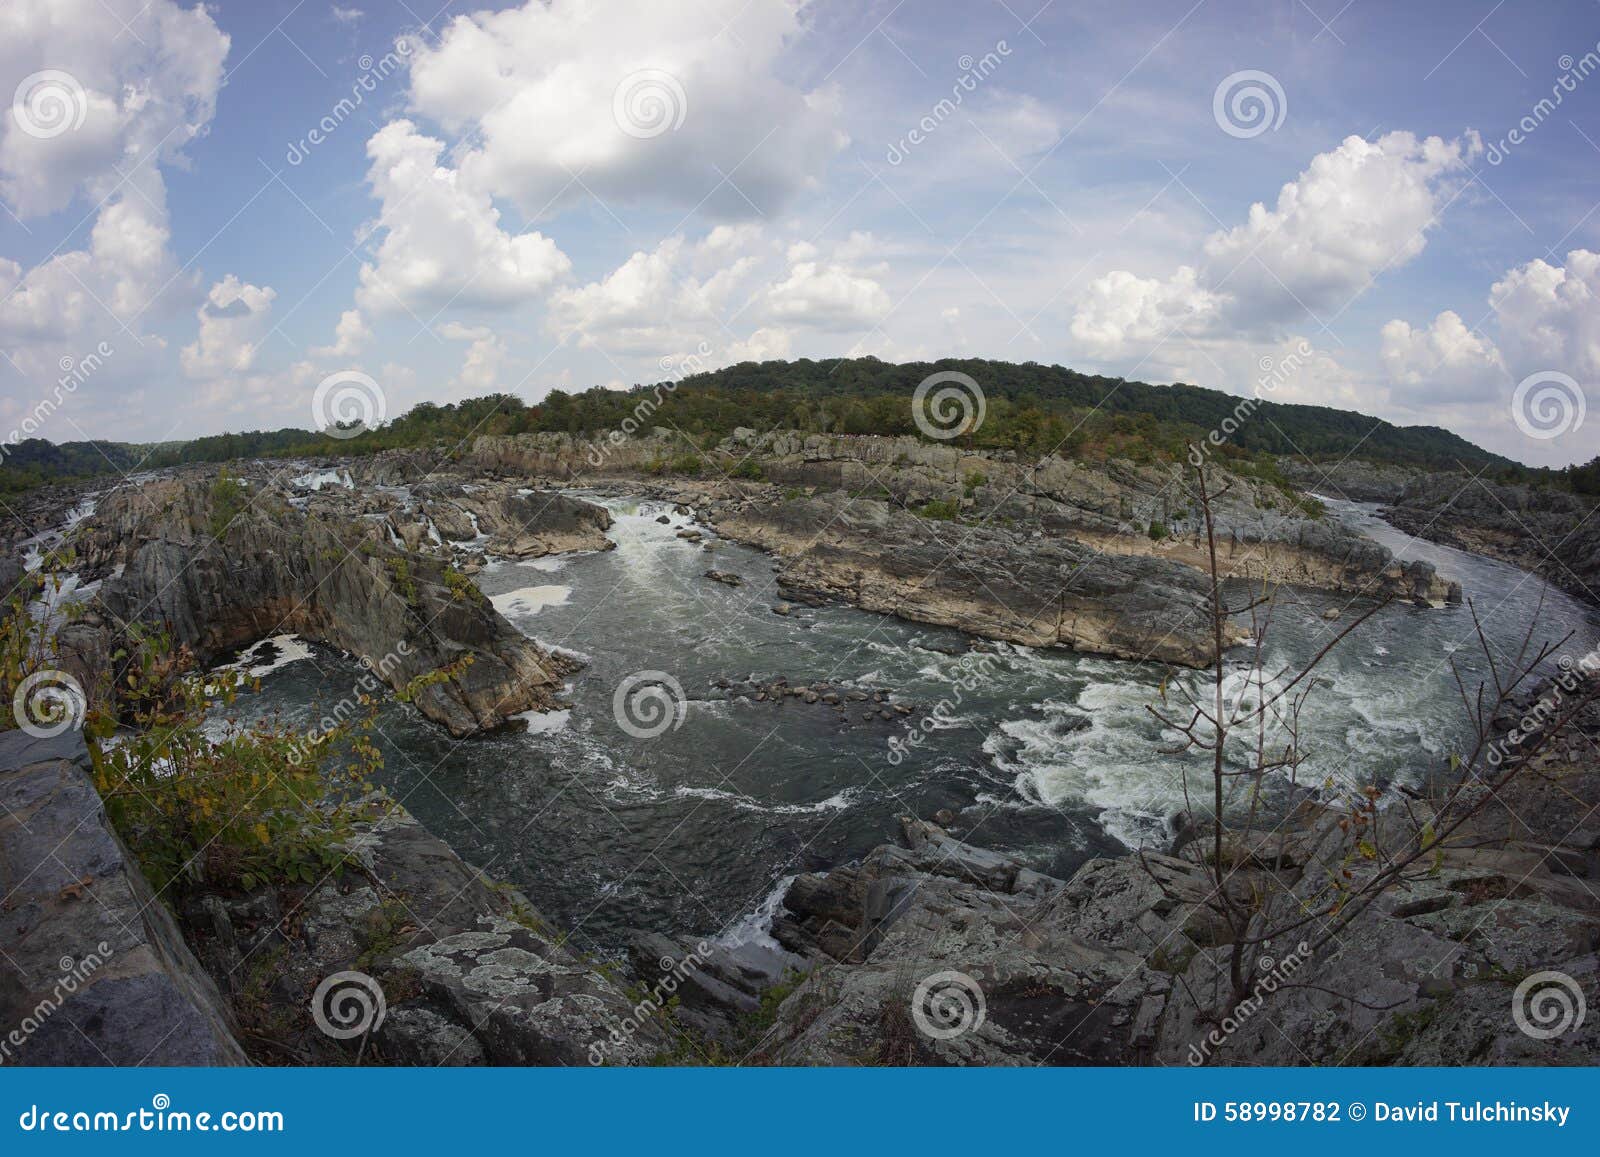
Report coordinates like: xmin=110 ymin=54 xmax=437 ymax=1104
xmin=1069 ymin=266 xmax=1221 ymax=357
xmin=1487 ymin=249 xmax=1600 ymax=383
xmin=763 ymin=255 xmax=891 ymax=331
xmin=1202 ymin=132 xmax=1475 ymax=325
xmin=1069 ymin=132 xmax=1476 ymax=353
xmin=725 ymin=326 xmax=792 ymax=362
xmin=312 ymin=309 xmax=372 ymax=359
xmin=0 ymin=0 xmax=228 ymax=218
xmin=449 ymin=332 xmax=509 ymax=394
xmin=402 ymin=0 xmax=846 ymax=221
xmin=1379 ymin=310 xmax=1506 ymax=401
xmin=356 ymin=119 xmax=571 ymax=316
xmin=549 ymin=228 xmax=890 ymax=358
xmin=181 ymin=275 xmax=275 ymax=379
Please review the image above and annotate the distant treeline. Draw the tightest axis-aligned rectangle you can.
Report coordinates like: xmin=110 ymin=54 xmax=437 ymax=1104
xmin=3 ymin=356 xmax=1595 ymax=496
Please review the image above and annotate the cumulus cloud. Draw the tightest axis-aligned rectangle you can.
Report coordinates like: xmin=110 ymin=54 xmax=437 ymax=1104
xmin=448 ymin=332 xmax=509 ymax=394
xmin=0 ymin=0 xmax=228 ymax=218
xmin=181 ymin=276 xmax=276 ymax=379
xmin=356 ymin=120 xmax=571 ymax=316
xmin=549 ymin=228 xmax=889 ymax=357
xmin=1487 ymin=249 xmax=1600 ymax=383
xmin=1070 ymin=132 xmax=1476 ymax=355
xmin=0 ymin=0 xmax=227 ymax=438
xmin=402 ymin=0 xmax=846 ymax=220
xmin=1379 ymin=310 xmax=1506 ymax=401
xmin=763 ymin=251 xmax=892 ymax=331
xmin=1070 ymin=267 xmax=1221 ymax=357
xmin=1377 ymin=249 xmax=1599 ymax=460
xmin=312 ymin=309 xmax=372 ymax=359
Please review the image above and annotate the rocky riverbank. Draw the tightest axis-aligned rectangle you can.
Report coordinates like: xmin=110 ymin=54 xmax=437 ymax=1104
xmin=694 ymin=669 xmax=1600 ymax=1065
xmin=466 ymin=430 xmax=1460 ymax=665
xmin=1381 ymin=473 xmax=1600 ymax=606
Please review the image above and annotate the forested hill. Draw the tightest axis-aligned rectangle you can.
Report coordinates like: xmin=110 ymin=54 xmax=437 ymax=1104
xmin=682 ymin=358 xmax=1513 ymax=471
xmin=2 ymin=355 xmax=1577 ymax=496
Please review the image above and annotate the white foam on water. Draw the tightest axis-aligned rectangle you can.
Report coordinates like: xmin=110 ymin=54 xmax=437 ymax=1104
xmin=291 ymin=469 xmax=353 ymax=491
xmin=227 ymin=634 xmax=314 ymax=678
xmin=491 ymin=585 xmax=572 ymax=617
xmin=520 ymin=556 xmax=569 ymax=572
xmin=515 ymin=707 xmax=571 ymax=735
xmin=718 ymin=873 xmax=799 ymax=951
xmin=671 ymin=784 xmax=862 ymax=815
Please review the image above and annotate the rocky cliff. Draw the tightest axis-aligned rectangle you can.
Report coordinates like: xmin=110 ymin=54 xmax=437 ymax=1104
xmin=64 ymin=473 xmax=596 ymax=736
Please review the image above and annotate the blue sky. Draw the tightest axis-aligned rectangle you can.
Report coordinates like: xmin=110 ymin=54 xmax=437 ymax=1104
xmin=1 ymin=0 xmax=1597 ymax=465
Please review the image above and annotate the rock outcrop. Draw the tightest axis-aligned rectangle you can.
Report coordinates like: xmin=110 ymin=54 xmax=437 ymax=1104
xmin=1383 ymin=473 xmax=1600 ymax=605
xmin=711 ymin=493 xmax=1240 ymax=667
xmin=0 ymin=730 xmax=247 ymax=1065
xmin=470 ymin=429 xmax=1462 ymax=610
xmin=68 ymin=475 xmax=581 ymax=736
xmin=183 ymin=793 xmax=665 ymax=1066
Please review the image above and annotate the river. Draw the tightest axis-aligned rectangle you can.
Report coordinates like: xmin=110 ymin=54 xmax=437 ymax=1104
xmin=225 ymin=493 xmax=1600 ymax=957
